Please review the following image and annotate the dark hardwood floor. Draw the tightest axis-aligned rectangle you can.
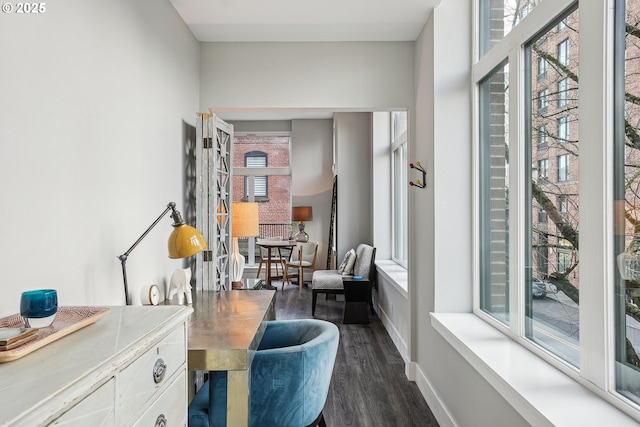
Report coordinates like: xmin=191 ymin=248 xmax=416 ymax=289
xmin=273 ymin=282 xmax=440 ymax=427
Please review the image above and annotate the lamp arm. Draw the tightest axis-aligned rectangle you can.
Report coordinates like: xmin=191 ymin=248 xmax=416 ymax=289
xmin=117 ymin=202 xmax=184 ymax=305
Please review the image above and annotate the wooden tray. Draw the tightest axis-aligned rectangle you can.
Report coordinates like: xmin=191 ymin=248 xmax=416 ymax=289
xmin=0 ymin=306 xmax=110 ymax=363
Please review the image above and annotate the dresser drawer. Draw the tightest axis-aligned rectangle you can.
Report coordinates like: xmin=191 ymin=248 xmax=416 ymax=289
xmin=132 ymin=370 xmax=187 ymax=427
xmin=118 ymin=326 xmax=186 ymax=424
xmin=50 ymin=378 xmax=115 ymax=426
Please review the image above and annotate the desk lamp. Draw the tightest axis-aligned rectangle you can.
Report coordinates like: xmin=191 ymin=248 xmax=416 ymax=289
xmin=118 ymin=202 xmax=207 ymax=305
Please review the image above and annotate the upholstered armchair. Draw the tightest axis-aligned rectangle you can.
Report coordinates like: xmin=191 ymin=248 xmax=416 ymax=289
xmin=188 ymin=319 xmax=339 ymax=427
xmin=311 ymin=244 xmax=376 ymax=317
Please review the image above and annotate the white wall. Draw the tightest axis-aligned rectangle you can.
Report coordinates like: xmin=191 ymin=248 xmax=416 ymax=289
xmin=232 ymin=121 xmax=292 ymax=134
xmin=410 ymin=2 xmax=530 ymax=425
xmin=0 ymin=0 xmax=200 ymax=315
xmin=334 ymin=113 xmax=374 ymax=259
xmin=376 ymin=271 xmax=410 ymax=361
xmin=200 ymin=42 xmax=415 ymax=112
xmin=291 ymin=119 xmax=334 ymax=270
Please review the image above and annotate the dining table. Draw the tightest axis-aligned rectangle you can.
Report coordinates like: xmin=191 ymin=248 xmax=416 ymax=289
xmin=256 ymin=239 xmax=297 ymax=289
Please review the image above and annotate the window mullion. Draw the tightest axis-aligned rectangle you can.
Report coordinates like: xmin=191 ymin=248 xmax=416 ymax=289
xmin=578 ymin=0 xmax=615 ymax=392
xmin=509 ymin=45 xmax=527 ymax=337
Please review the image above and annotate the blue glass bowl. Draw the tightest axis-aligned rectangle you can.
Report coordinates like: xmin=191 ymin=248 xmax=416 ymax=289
xmin=20 ymin=289 xmax=57 ymax=328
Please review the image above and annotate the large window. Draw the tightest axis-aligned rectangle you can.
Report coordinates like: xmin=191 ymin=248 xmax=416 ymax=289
xmin=478 ymin=0 xmax=640 ymax=415
xmin=391 ymin=111 xmax=408 ymax=267
xmin=477 ymin=0 xmax=584 ymax=387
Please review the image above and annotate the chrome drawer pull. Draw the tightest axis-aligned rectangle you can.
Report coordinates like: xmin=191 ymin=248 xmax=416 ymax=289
xmin=155 ymin=414 xmax=167 ymax=427
xmin=153 ymin=358 xmax=167 ymax=384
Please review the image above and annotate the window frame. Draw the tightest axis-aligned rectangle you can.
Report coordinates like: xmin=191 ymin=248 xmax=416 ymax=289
xmin=538 ymin=88 xmax=549 ymax=113
xmin=557 ymin=153 xmax=570 ymax=182
xmin=391 ymin=111 xmax=409 ymax=268
xmin=539 ymin=124 xmax=549 ymax=146
xmin=558 ymin=38 xmax=570 ymax=67
xmin=538 ymin=158 xmax=549 ymax=179
xmin=557 ymin=115 xmax=570 ymax=142
xmin=558 ymin=78 xmax=569 ymax=107
xmin=474 ymin=0 xmax=628 ymax=417
xmin=244 ymin=151 xmax=268 ymax=199
xmin=538 ymin=57 xmax=548 ymax=80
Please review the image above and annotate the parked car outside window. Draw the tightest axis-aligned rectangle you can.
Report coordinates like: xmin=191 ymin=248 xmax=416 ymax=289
xmin=532 ymin=276 xmax=547 ymax=298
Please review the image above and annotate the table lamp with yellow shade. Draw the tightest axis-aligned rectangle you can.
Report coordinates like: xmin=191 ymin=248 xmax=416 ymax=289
xmin=117 ymin=202 xmax=207 ymax=305
xmin=231 ymin=202 xmax=259 ymax=288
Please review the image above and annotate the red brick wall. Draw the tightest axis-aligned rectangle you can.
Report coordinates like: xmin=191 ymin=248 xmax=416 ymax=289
xmin=233 ymin=135 xmax=292 ymax=238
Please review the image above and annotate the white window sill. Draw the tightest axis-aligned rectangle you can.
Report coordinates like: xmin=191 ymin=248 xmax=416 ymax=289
xmin=431 ymin=313 xmax=639 ymax=426
xmin=375 ymin=260 xmax=407 ymax=297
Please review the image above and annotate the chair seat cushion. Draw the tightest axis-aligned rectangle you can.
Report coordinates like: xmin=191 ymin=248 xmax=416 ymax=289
xmin=312 ymin=270 xmax=345 ymax=290
xmin=287 ymin=260 xmax=313 ymax=268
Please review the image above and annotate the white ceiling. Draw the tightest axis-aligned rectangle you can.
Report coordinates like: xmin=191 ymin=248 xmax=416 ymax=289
xmin=169 ymin=0 xmax=440 ymax=121
xmin=169 ymin=0 xmax=440 ymax=43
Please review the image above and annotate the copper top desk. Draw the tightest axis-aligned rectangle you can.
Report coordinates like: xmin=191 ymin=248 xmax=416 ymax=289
xmin=187 ymin=290 xmax=276 ymax=427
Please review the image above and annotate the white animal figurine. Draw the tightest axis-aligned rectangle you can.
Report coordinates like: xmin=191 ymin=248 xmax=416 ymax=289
xmin=168 ymin=267 xmax=193 ymax=305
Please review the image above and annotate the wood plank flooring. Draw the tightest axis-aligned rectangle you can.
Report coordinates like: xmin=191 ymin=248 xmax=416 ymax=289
xmin=273 ymin=282 xmax=440 ymax=427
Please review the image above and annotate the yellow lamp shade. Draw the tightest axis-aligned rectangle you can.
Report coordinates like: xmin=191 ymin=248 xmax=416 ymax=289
xmin=168 ymin=223 xmax=207 ymax=259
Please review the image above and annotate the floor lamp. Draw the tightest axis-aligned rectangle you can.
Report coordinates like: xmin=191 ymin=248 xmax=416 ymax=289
xmin=231 ymin=202 xmax=259 ymax=288
xmin=117 ymin=202 xmax=207 ymax=305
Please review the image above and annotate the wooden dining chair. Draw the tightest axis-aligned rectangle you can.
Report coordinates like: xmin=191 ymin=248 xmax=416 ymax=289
xmin=256 ymin=237 xmax=285 ymax=279
xmin=282 ymin=241 xmax=318 ymax=293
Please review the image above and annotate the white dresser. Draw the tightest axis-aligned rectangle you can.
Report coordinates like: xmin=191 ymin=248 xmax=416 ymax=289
xmin=0 ymin=305 xmax=192 ymax=427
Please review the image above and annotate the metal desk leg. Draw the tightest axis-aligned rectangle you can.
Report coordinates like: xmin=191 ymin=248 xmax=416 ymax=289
xmin=227 ymin=370 xmax=250 ymax=427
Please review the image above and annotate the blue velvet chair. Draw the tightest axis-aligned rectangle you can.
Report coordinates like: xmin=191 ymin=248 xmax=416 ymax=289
xmin=189 ymin=319 xmax=339 ymax=427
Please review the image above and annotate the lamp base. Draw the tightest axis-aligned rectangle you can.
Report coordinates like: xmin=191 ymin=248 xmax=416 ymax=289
xmin=231 ymin=237 xmax=245 ymax=282
xmin=294 ymin=222 xmax=309 ymax=242
xmin=294 ymin=231 xmax=309 ymax=242
xmin=232 ymin=280 xmax=245 ymax=289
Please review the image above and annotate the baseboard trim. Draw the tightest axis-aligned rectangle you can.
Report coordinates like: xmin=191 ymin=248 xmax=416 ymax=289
xmin=413 ymin=362 xmax=458 ymax=427
xmin=377 ymin=305 xmax=409 ymax=364
xmin=378 ymin=306 xmax=456 ymax=427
